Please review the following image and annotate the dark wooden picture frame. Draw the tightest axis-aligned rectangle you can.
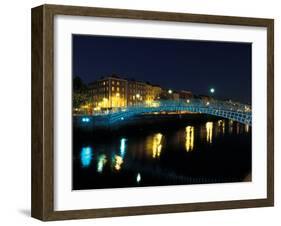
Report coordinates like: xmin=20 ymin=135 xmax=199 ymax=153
xmin=31 ymin=4 xmax=274 ymax=221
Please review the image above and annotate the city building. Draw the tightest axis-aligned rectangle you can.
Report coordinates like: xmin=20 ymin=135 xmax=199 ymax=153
xmin=89 ymin=75 xmax=127 ymax=109
xmin=127 ymin=80 xmax=146 ymax=106
xmin=127 ymin=81 xmax=162 ymax=106
xmin=85 ymin=75 xmax=192 ymax=112
xmin=179 ymin=90 xmax=193 ymax=100
xmin=160 ymin=89 xmax=180 ymax=100
xmin=88 ymin=75 xmax=163 ymax=109
xmin=197 ymin=95 xmax=214 ymax=104
xmin=149 ymin=84 xmax=162 ymax=101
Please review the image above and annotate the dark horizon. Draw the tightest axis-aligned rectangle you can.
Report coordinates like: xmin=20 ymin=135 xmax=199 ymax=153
xmin=73 ymin=34 xmax=252 ymax=104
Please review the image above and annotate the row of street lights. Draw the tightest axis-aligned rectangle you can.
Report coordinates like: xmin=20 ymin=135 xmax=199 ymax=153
xmin=98 ymin=88 xmax=215 ymax=110
xmin=167 ymin=88 xmax=215 ymax=95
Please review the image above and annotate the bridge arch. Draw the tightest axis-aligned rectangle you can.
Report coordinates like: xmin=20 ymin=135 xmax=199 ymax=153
xmin=107 ymin=100 xmax=252 ymax=126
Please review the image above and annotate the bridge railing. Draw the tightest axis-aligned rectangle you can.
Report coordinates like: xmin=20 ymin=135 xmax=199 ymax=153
xmin=76 ymin=99 xmax=252 ymax=126
xmin=103 ymin=99 xmax=251 ymax=115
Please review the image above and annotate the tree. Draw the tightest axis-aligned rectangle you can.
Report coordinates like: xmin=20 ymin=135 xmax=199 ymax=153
xmin=73 ymin=76 xmax=90 ymax=110
xmin=73 ymin=76 xmax=86 ymax=91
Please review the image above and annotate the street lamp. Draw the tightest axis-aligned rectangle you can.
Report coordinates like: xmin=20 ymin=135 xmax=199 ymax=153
xmin=136 ymin=93 xmax=140 ymax=99
xmin=168 ymin=89 xmax=173 ymax=94
xmin=210 ymin=88 xmax=215 ymax=94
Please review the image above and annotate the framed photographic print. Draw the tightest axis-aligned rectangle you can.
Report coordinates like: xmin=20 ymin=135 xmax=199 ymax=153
xmin=31 ymin=4 xmax=274 ymax=221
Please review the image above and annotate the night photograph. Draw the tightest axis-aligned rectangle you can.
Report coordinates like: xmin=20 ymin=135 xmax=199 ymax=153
xmin=72 ymin=34 xmax=252 ymax=190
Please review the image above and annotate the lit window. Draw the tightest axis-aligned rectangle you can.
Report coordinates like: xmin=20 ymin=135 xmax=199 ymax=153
xmin=112 ymin=87 xmax=115 ymax=91
xmin=103 ymin=81 xmax=105 ymax=85
xmin=117 ymin=87 xmax=119 ymax=91
xmin=112 ymin=81 xmax=115 ymax=85
xmin=117 ymin=81 xmax=120 ymax=85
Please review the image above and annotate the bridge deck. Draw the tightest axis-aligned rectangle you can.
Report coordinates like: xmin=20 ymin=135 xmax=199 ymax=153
xmin=77 ymin=100 xmax=252 ymax=128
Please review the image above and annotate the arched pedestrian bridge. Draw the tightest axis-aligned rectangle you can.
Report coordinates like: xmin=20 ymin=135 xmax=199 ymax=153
xmin=78 ymin=99 xmax=252 ymax=128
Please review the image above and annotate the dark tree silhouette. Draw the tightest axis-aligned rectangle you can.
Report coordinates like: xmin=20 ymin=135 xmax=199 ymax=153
xmin=73 ymin=76 xmax=85 ymax=91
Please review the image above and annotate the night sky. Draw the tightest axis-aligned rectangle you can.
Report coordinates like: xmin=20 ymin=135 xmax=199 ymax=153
xmin=72 ymin=35 xmax=252 ymax=104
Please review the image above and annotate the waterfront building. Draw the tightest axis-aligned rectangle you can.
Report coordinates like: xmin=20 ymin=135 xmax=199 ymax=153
xmin=127 ymin=80 xmax=146 ymax=106
xmin=197 ymin=95 xmax=214 ymax=105
xmin=86 ymin=75 xmax=193 ymax=111
xmin=127 ymin=80 xmax=162 ymax=106
xmin=179 ymin=90 xmax=193 ymax=100
xmin=88 ymin=75 xmax=163 ymax=109
xmin=160 ymin=89 xmax=180 ymax=100
xmin=89 ymin=75 xmax=127 ymax=109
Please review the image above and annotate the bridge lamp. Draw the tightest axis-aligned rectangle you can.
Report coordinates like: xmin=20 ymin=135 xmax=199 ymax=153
xmin=186 ymin=99 xmax=190 ymax=103
xmin=168 ymin=89 xmax=173 ymax=94
xmin=210 ymin=88 xmax=215 ymax=94
xmin=82 ymin=117 xmax=90 ymax=123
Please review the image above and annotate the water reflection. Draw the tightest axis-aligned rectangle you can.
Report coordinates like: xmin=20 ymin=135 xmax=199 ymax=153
xmin=120 ymin=138 xmax=127 ymax=157
xmin=97 ymin=154 xmax=107 ymax=173
xmin=229 ymin=120 xmax=233 ymax=133
xmin=206 ymin=122 xmax=213 ymax=144
xmin=152 ymin=133 xmax=163 ymax=158
xmin=245 ymin=124 xmax=249 ymax=133
xmin=80 ymin=146 xmax=93 ymax=167
xmin=185 ymin=126 xmax=194 ymax=152
xmin=113 ymin=155 xmax=123 ymax=171
xmin=136 ymin=173 xmax=141 ymax=183
xmin=218 ymin=120 xmax=225 ymax=135
xmin=74 ymin=118 xmax=252 ymax=190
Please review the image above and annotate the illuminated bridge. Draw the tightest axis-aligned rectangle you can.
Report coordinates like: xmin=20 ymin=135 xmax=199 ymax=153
xmin=78 ymin=99 xmax=252 ymax=128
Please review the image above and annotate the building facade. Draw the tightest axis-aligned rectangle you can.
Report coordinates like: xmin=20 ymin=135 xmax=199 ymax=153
xmin=87 ymin=75 xmax=192 ymax=111
xmin=127 ymin=80 xmax=146 ymax=106
xmin=89 ymin=75 xmax=127 ymax=109
xmin=88 ymin=75 xmax=163 ymax=109
xmin=179 ymin=90 xmax=193 ymax=100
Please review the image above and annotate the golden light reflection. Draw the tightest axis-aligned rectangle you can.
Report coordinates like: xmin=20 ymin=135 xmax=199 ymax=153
xmin=114 ymin=155 xmax=123 ymax=171
xmin=245 ymin=124 xmax=249 ymax=133
xmin=206 ymin=122 xmax=213 ymax=144
xmin=185 ymin=126 xmax=194 ymax=152
xmin=229 ymin=120 xmax=233 ymax=134
xmin=152 ymin=133 xmax=163 ymax=158
xmin=236 ymin=123 xmax=240 ymax=134
xmin=218 ymin=120 xmax=225 ymax=135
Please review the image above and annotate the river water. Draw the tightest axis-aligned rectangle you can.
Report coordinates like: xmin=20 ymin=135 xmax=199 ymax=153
xmin=73 ymin=116 xmax=251 ymax=190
